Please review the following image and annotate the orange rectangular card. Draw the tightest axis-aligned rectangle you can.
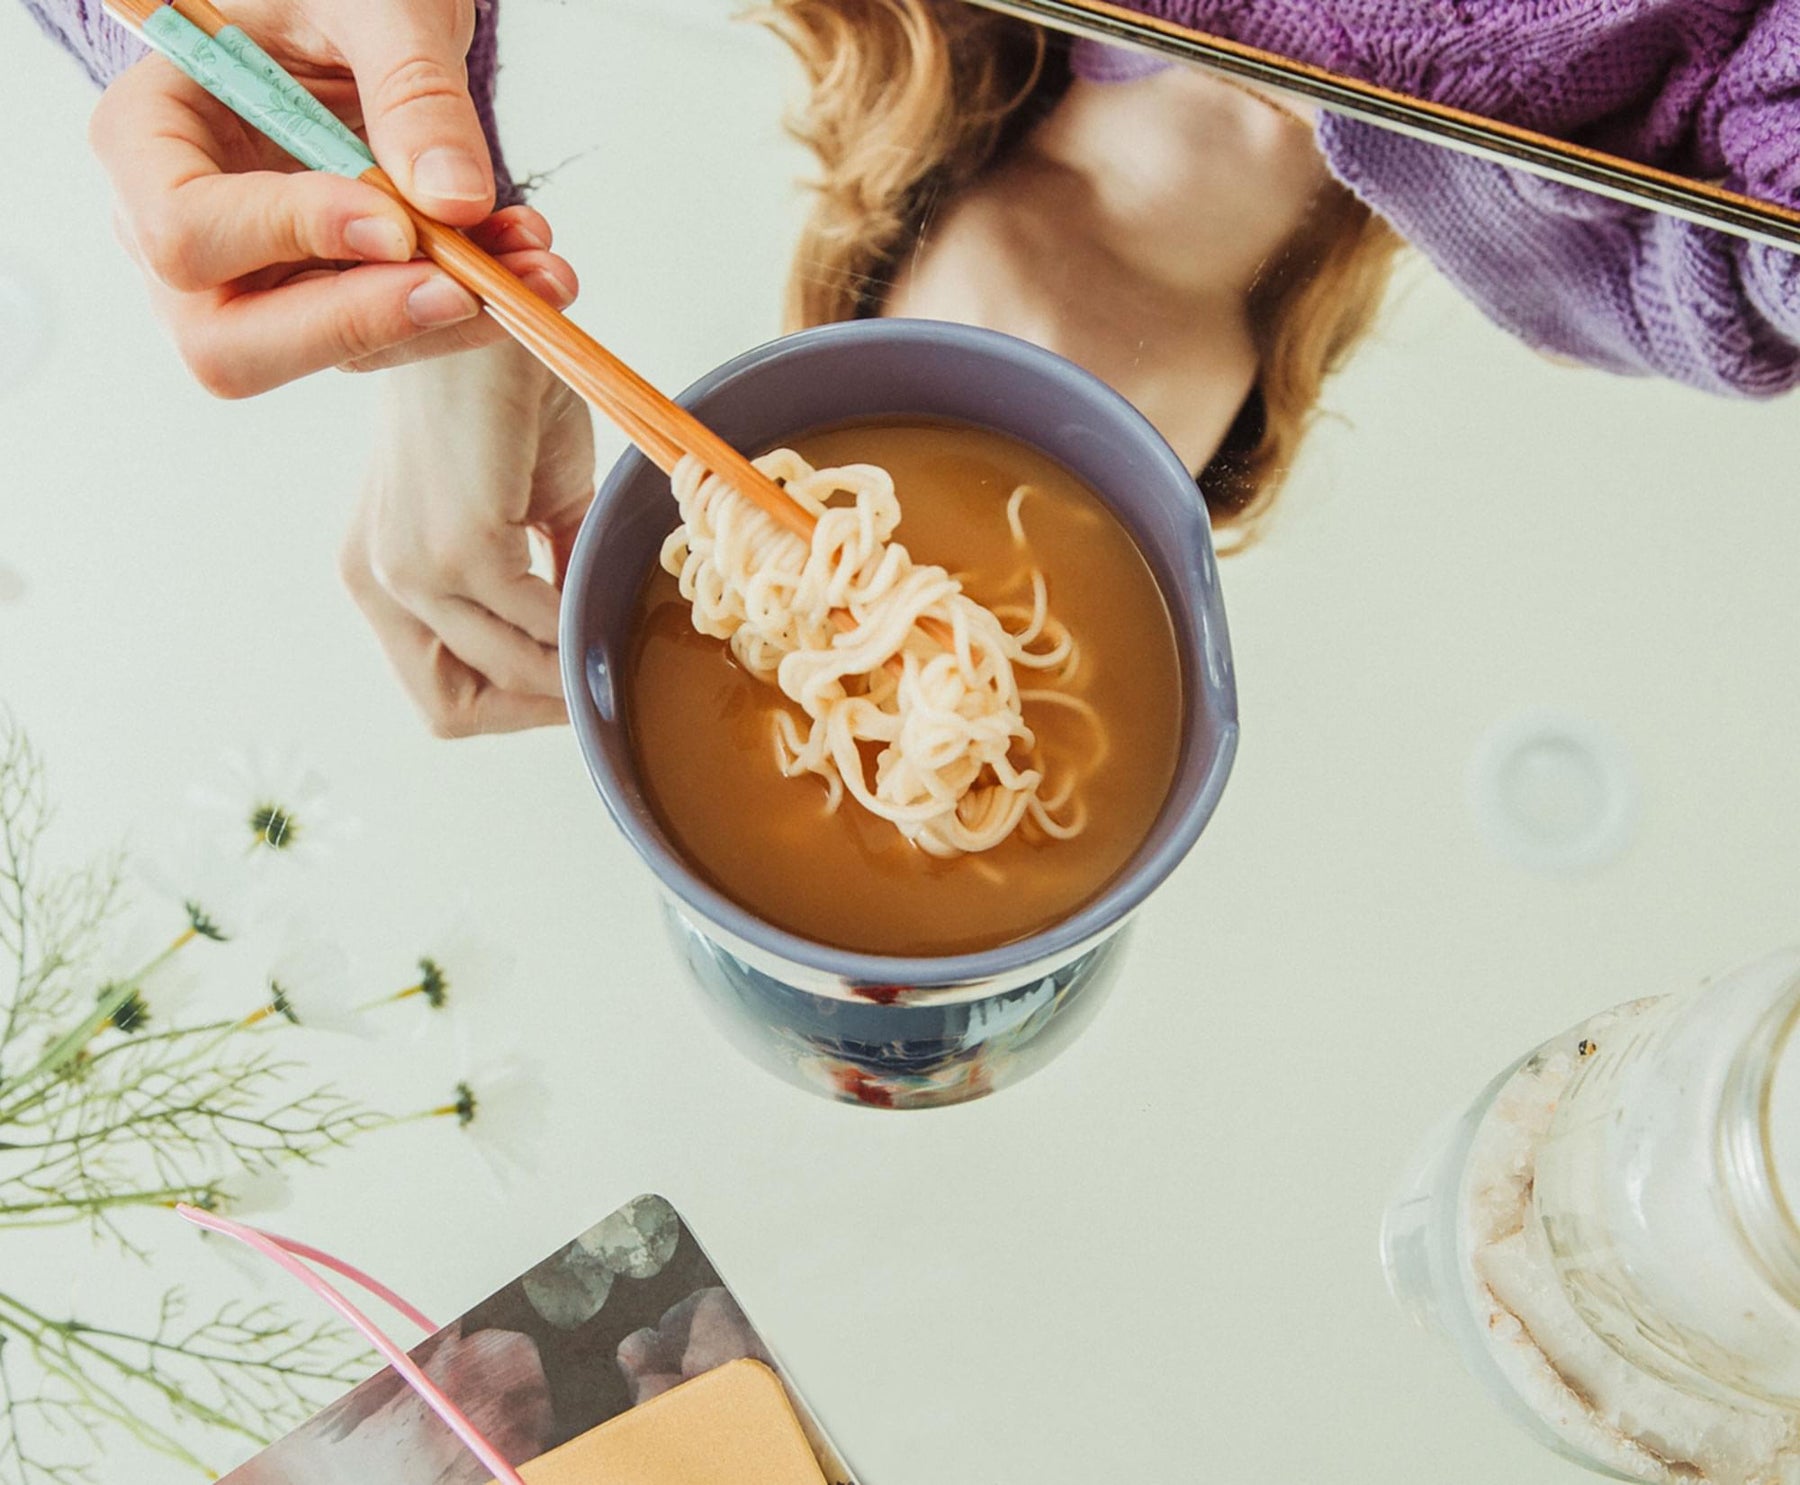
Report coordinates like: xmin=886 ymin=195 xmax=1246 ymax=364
xmin=504 ymin=1360 xmax=829 ymax=1485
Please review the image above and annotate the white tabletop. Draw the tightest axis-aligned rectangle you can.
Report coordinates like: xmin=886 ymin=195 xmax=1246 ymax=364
xmin=4 ymin=3 xmax=1799 ymax=1482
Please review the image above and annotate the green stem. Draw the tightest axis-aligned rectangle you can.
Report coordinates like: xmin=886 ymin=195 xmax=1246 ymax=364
xmin=0 ymin=1019 xmax=239 ymax=1131
xmin=0 ymin=1287 xmax=363 ymax=1465
xmin=0 ymin=1185 xmax=204 ymax=1222
xmin=354 ymin=982 xmax=424 ymax=1014
xmin=19 ymin=979 xmax=140 ymax=1082
xmin=0 ymin=1290 xmax=262 ymax=1451
xmin=0 ymin=1335 xmax=36 ymax=1483
xmin=0 ymin=1213 xmax=140 ymax=1231
xmin=28 ymin=1348 xmax=218 ymax=1475
xmin=20 ymin=1313 xmax=357 ymax=1383
xmin=0 ymin=760 xmax=37 ymax=1077
xmin=9 ymin=1097 xmax=418 ymax=1172
xmin=389 ymin=1103 xmax=461 ymax=1127
xmin=0 ymin=929 xmax=198 ymax=1111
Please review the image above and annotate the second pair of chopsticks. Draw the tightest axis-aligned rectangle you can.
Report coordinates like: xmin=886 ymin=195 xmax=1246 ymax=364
xmin=105 ymin=0 xmax=816 ymax=542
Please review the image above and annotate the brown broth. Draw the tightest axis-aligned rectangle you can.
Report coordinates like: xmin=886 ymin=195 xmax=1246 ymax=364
xmin=624 ymin=419 xmax=1183 ymax=957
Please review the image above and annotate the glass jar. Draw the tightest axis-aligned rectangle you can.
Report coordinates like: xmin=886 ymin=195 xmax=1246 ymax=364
xmin=1381 ymin=949 xmax=1800 ymax=1479
xmin=1531 ymin=951 xmax=1800 ymax=1411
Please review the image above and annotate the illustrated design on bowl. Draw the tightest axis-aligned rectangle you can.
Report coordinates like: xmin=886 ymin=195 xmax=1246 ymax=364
xmin=562 ymin=320 xmax=1237 ymax=1109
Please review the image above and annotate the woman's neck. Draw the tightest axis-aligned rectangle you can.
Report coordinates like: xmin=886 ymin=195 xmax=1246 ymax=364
xmin=1032 ymin=70 xmax=1325 ymax=292
xmin=883 ymin=69 xmax=1329 ymax=473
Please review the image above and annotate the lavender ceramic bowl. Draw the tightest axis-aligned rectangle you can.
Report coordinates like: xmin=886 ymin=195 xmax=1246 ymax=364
xmin=561 ymin=319 xmax=1237 ymax=1108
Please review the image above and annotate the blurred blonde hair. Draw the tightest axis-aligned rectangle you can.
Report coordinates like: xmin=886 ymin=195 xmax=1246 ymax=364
xmin=758 ymin=0 xmax=1402 ymax=548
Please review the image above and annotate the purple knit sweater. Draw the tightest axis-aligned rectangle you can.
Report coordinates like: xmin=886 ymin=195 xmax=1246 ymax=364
xmin=21 ymin=0 xmax=522 ymax=207
xmin=1072 ymin=2 xmax=1800 ymax=397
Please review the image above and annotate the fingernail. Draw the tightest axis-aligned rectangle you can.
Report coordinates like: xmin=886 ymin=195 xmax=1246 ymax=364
xmin=508 ymin=222 xmax=549 ymax=250
xmin=407 ymin=274 xmax=481 ymax=328
xmin=526 ymin=269 xmax=574 ymax=307
xmin=344 ymin=216 xmax=412 ymax=263
xmin=411 ymin=147 xmax=490 ymax=203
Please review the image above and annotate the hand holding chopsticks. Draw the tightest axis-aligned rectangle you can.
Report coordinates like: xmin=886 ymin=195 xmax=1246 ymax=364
xmin=88 ymin=0 xmax=576 ymax=392
xmin=104 ymin=0 xmax=818 ymax=540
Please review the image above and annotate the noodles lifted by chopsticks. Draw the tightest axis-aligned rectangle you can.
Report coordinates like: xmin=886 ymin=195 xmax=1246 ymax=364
xmin=660 ymin=450 xmax=1095 ymax=857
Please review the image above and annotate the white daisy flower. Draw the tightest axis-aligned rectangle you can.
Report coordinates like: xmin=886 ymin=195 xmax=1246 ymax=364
xmin=437 ymin=1038 xmax=550 ymax=1191
xmin=249 ymin=933 xmax=368 ymax=1038
xmin=201 ymin=1167 xmax=294 ymax=1218
xmin=87 ymin=914 xmax=205 ymax=1038
xmin=196 ymin=1184 xmax=292 ymax=1287
xmin=93 ymin=970 xmax=196 ymax=1040
xmin=137 ymin=826 xmax=272 ymax=945
xmin=364 ymin=921 xmax=513 ymax=1032
xmin=188 ymin=748 xmax=355 ymax=869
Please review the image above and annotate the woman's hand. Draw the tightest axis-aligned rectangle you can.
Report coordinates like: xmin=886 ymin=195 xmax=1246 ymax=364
xmin=86 ymin=0 xmax=578 ymax=397
xmin=340 ymin=339 xmax=597 ymax=737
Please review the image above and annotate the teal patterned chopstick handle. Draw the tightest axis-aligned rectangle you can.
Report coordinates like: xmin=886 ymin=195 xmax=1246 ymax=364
xmin=210 ymin=24 xmax=375 ymax=167
xmin=140 ymin=7 xmax=374 ymax=179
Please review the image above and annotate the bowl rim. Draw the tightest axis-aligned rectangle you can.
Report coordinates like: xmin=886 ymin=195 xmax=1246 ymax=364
xmin=560 ymin=318 xmax=1239 ymax=990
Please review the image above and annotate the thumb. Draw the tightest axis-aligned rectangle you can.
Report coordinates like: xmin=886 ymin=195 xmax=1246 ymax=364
xmin=337 ymin=3 xmax=494 ymax=225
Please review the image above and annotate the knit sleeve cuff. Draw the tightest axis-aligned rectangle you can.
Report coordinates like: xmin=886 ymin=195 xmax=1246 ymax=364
xmin=21 ymin=0 xmax=147 ymax=88
xmin=24 ymin=0 xmax=518 ymax=209
xmin=468 ymin=0 xmax=522 ymax=209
